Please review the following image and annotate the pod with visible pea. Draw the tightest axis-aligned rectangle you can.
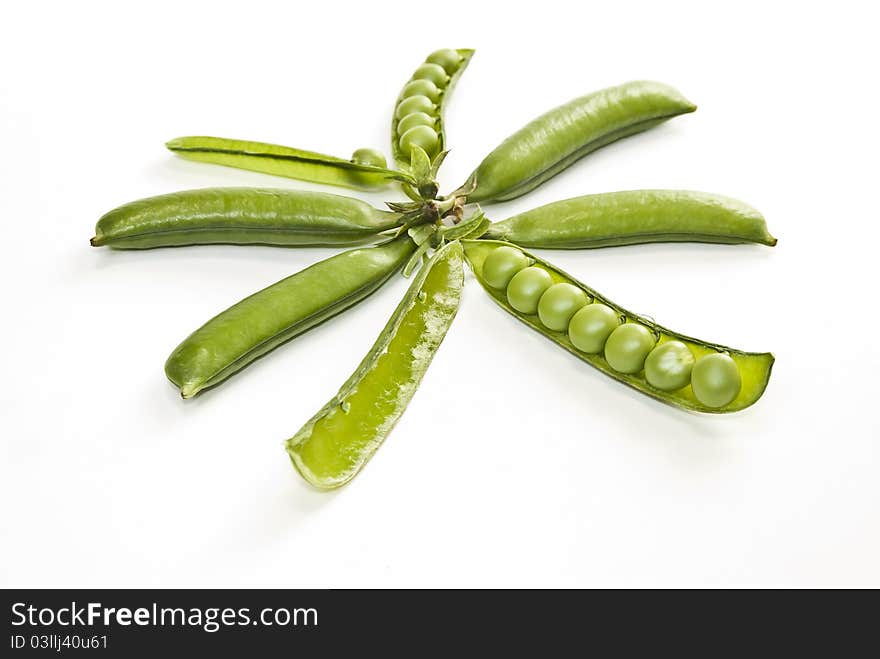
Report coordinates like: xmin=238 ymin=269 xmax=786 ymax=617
xmin=483 ymin=190 xmax=777 ymax=248
xmin=462 ymin=239 xmax=773 ymax=413
xmin=164 ymin=236 xmax=415 ymax=398
xmin=91 ymin=188 xmax=403 ymax=249
xmin=399 ymin=125 xmax=441 ymax=160
xmin=412 ymin=63 xmax=450 ymax=88
xmin=507 ymin=266 xmax=553 ymax=314
xmin=645 ymin=341 xmax=694 ymax=391
xmin=538 ymin=283 xmax=588 ymax=331
xmin=396 ymin=112 xmax=437 ymax=137
xmin=462 ymin=81 xmax=697 ymax=203
xmin=286 ymin=240 xmax=464 ymax=489
xmin=395 ymin=95 xmax=436 ymax=119
xmin=166 ymin=136 xmax=409 ymax=191
xmin=391 ymin=49 xmax=474 ymax=168
xmin=568 ymin=304 xmax=619 ymax=354
xmin=604 ymin=323 xmax=656 ymax=374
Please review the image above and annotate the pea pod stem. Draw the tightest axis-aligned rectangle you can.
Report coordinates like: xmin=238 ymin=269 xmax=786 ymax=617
xmin=166 ymin=136 xmax=412 ymax=190
xmin=463 ymin=81 xmax=696 ymax=203
xmin=286 ymin=240 xmax=464 ymax=489
xmin=462 ymin=239 xmax=773 ymax=413
xmin=483 ymin=190 xmax=777 ymax=249
xmin=91 ymin=188 xmax=404 ymax=249
xmin=165 ymin=236 xmax=415 ymax=398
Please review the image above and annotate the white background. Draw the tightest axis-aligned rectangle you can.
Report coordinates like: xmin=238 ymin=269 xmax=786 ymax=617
xmin=2 ymin=1 xmax=878 ymax=588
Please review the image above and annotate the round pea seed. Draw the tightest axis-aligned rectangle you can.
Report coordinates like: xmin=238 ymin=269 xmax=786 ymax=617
xmin=604 ymin=324 xmax=655 ymax=374
xmin=399 ymin=125 xmax=440 ymax=157
xmin=350 ymin=147 xmax=386 ymax=169
xmin=482 ymin=246 xmax=529 ymax=290
xmin=537 ymin=283 xmax=588 ymax=331
xmin=568 ymin=304 xmax=619 ymax=354
xmin=412 ymin=63 xmax=449 ymax=88
xmin=426 ymin=49 xmax=461 ymax=74
xmin=395 ymin=95 xmax=436 ymax=120
xmin=506 ymin=267 xmax=552 ymax=314
xmin=402 ymin=79 xmax=441 ymax=103
xmin=397 ymin=112 xmax=436 ymax=136
xmin=645 ymin=341 xmax=694 ymax=391
xmin=691 ymin=353 xmax=741 ymax=408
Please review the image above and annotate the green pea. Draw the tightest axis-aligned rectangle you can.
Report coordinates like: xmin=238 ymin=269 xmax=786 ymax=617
xmin=397 ymin=112 xmax=437 ymax=136
xmin=506 ymin=266 xmax=552 ymax=314
xmin=691 ymin=353 xmax=741 ymax=408
xmin=482 ymin=245 xmax=530 ymax=289
xmin=395 ymin=95 xmax=436 ymax=120
xmin=645 ymin=341 xmax=694 ymax=391
xmin=350 ymin=148 xmax=387 ymax=169
xmin=398 ymin=125 xmax=440 ymax=157
xmin=537 ymin=283 xmax=588 ymax=331
xmin=426 ymin=49 xmax=461 ymax=74
xmin=402 ymin=79 xmax=441 ymax=103
xmin=413 ymin=63 xmax=450 ymax=88
xmin=604 ymin=323 xmax=655 ymax=374
xmin=567 ymin=304 xmax=618 ymax=354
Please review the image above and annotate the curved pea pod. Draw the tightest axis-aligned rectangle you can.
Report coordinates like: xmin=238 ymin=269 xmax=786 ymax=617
xmin=463 ymin=81 xmax=697 ymax=203
xmin=483 ymin=190 xmax=777 ymax=248
xmin=165 ymin=136 xmax=410 ymax=190
xmin=286 ymin=240 xmax=464 ymax=489
xmin=91 ymin=188 xmax=402 ymax=249
xmin=391 ymin=49 xmax=474 ymax=169
xmin=462 ymin=239 xmax=773 ymax=413
xmin=165 ymin=236 xmax=414 ymax=398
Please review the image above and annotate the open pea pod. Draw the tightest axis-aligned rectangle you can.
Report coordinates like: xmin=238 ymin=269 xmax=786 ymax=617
xmin=166 ymin=136 xmax=410 ymax=190
xmin=462 ymin=81 xmax=696 ymax=203
xmin=91 ymin=188 xmax=403 ymax=249
xmin=390 ymin=49 xmax=474 ymax=170
xmin=165 ymin=236 xmax=414 ymax=398
xmin=286 ymin=240 xmax=464 ymax=489
xmin=483 ymin=190 xmax=777 ymax=248
xmin=462 ymin=240 xmax=773 ymax=413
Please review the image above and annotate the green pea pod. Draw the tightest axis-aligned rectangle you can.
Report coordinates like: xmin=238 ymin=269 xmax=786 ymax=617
xmin=286 ymin=240 xmax=464 ymax=489
xmin=462 ymin=240 xmax=773 ymax=413
xmin=166 ymin=136 xmax=410 ymax=190
xmin=165 ymin=236 xmax=415 ymax=398
xmin=483 ymin=190 xmax=777 ymax=248
xmin=91 ymin=188 xmax=402 ymax=249
xmin=463 ymin=81 xmax=697 ymax=203
xmin=391 ymin=49 xmax=474 ymax=169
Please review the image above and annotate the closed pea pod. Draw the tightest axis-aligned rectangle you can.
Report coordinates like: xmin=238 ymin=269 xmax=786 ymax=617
xmin=165 ymin=236 xmax=415 ymax=398
xmin=462 ymin=240 xmax=773 ymax=413
xmin=391 ymin=49 xmax=474 ymax=169
xmin=462 ymin=81 xmax=697 ymax=203
xmin=91 ymin=188 xmax=403 ymax=249
xmin=483 ymin=190 xmax=777 ymax=248
xmin=286 ymin=241 xmax=464 ymax=489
